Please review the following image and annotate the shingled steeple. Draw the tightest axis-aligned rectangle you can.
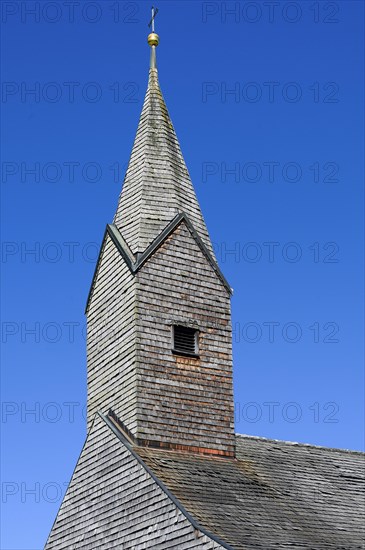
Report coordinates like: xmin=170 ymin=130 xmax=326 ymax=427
xmin=113 ymin=33 xmax=214 ymax=257
xmin=84 ymin=24 xmax=235 ymax=457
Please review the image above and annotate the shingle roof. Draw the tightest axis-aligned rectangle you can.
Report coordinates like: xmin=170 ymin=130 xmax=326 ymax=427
xmin=113 ymin=67 xmax=215 ymax=257
xmin=45 ymin=410 xmax=365 ymax=549
xmin=132 ymin=432 xmax=364 ymax=550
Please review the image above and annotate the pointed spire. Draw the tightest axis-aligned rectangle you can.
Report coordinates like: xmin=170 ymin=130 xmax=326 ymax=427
xmin=114 ymin=14 xmax=215 ymax=258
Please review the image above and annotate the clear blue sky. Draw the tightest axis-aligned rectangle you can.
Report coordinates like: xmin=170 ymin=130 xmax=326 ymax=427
xmin=1 ymin=1 xmax=364 ymax=548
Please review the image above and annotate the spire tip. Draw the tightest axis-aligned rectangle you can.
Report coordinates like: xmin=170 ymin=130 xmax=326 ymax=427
xmin=147 ymin=32 xmax=159 ymax=47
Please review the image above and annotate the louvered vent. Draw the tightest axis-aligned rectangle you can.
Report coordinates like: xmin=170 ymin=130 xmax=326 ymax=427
xmin=173 ymin=325 xmax=198 ymax=356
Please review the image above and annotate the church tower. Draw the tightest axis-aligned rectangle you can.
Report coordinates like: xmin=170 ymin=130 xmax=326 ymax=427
xmin=46 ymin=16 xmax=365 ymax=550
xmin=85 ymin=25 xmax=235 ymax=458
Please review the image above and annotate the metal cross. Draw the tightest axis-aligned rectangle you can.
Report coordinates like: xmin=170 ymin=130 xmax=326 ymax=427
xmin=148 ymin=6 xmax=158 ymax=32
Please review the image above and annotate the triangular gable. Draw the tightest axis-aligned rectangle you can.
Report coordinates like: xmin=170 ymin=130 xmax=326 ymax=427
xmin=86 ymin=213 xmax=232 ymax=313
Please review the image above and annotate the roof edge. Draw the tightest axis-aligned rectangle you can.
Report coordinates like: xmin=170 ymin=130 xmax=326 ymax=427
xmin=85 ymin=226 xmax=108 ymax=315
xmin=85 ymin=224 xmax=137 ymax=314
xmin=45 ymin=413 xmax=99 ymax=547
xmin=99 ymin=411 xmax=235 ymax=550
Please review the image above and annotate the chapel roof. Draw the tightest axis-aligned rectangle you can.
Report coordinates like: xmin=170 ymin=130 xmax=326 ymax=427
xmin=103 ymin=412 xmax=365 ymax=550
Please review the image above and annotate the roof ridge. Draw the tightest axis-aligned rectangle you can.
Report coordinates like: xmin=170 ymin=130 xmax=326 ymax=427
xmin=236 ymin=433 xmax=365 ymax=455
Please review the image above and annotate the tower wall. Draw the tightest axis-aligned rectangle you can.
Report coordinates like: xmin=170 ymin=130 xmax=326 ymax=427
xmin=134 ymin=221 xmax=235 ymax=455
xmin=86 ymin=235 xmax=138 ymax=432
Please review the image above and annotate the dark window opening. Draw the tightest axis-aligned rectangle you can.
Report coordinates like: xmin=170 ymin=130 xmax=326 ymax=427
xmin=172 ymin=325 xmax=199 ymax=357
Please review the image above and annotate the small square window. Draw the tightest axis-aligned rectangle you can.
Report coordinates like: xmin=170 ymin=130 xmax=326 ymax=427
xmin=172 ymin=325 xmax=199 ymax=357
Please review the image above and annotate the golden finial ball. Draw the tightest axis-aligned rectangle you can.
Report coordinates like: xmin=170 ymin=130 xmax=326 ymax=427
xmin=147 ymin=32 xmax=159 ymax=47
